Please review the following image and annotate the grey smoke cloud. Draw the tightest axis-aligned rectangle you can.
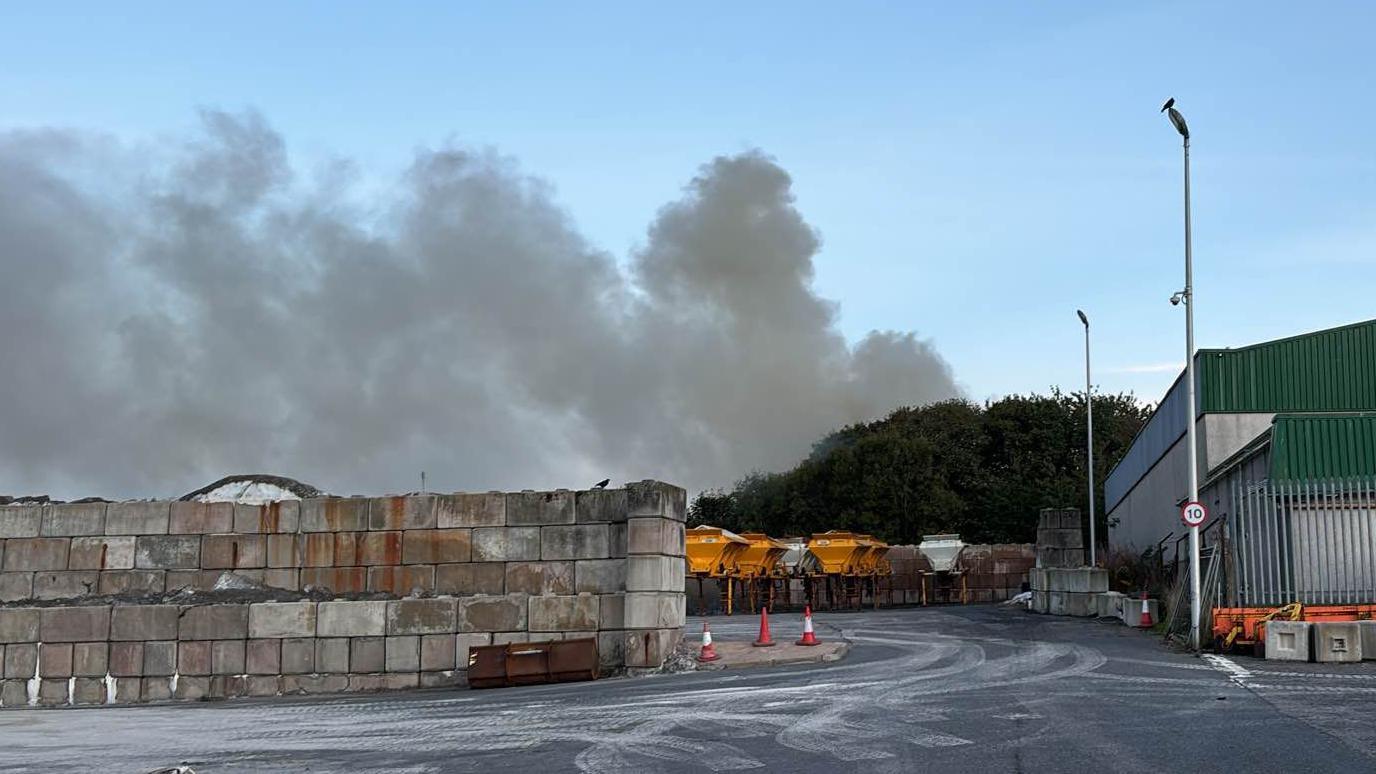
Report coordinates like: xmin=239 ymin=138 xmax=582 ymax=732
xmin=0 ymin=110 xmax=959 ymax=499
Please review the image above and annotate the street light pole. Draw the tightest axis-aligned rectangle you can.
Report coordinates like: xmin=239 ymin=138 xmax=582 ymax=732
xmin=1163 ymin=97 xmax=1201 ymax=651
xmin=1077 ymin=310 xmax=1095 ymax=566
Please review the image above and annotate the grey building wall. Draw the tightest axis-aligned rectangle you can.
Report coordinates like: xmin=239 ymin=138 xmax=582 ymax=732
xmin=1202 ymin=413 xmax=1275 ymax=473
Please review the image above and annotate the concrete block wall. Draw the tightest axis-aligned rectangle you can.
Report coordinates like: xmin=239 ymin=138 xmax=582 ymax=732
xmin=1029 ymin=567 xmax=1108 ymax=616
xmin=1036 ymin=508 xmax=1085 ymax=568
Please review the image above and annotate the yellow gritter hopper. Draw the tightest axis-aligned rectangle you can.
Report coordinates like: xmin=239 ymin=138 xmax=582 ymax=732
xmin=686 ymin=526 xmax=750 ymax=577
xmin=805 ymin=531 xmax=871 ymax=576
xmin=736 ymin=532 xmax=790 ymax=578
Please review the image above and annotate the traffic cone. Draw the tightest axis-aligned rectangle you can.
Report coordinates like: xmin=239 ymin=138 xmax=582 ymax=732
xmin=1139 ymin=591 xmax=1153 ymax=627
xmin=752 ymin=607 xmax=776 ymax=647
xmin=796 ymin=605 xmax=820 ymax=646
xmin=697 ymin=623 xmax=720 ymax=662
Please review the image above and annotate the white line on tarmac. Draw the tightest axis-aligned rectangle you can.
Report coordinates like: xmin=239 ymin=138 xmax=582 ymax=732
xmin=1202 ymin=654 xmax=1257 ymax=689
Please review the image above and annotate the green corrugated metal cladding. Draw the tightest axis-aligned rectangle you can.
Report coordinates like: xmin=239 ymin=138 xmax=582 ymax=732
xmin=1199 ymin=319 xmax=1376 ymax=413
xmin=1269 ymin=413 xmax=1376 ymax=481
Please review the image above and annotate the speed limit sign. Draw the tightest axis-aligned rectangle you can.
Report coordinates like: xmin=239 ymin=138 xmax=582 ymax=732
xmin=1181 ymin=501 xmax=1207 ymax=528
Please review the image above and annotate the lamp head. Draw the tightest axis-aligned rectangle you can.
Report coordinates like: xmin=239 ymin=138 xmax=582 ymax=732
xmin=1077 ymin=309 xmax=1088 ymax=327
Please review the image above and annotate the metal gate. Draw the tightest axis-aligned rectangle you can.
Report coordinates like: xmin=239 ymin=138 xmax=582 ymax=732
xmin=1230 ymin=477 xmax=1376 ymax=606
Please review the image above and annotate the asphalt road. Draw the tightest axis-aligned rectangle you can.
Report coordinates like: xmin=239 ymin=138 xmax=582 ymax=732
xmin=4 ymin=605 xmax=1375 ymax=773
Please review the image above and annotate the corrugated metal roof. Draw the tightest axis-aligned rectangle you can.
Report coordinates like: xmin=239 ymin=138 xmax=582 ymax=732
xmin=1270 ymin=413 xmax=1376 ymax=481
xmin=1200 ymin=318 xmax=1376 ymax=413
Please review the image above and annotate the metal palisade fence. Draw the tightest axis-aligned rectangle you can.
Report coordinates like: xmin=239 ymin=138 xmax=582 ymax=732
xmin=1230 ymin=476 xmax=1376 ymax=606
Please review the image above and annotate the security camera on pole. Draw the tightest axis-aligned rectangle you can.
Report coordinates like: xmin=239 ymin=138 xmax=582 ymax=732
xmin=1162 ymin=97 xmax=1203 ymax=652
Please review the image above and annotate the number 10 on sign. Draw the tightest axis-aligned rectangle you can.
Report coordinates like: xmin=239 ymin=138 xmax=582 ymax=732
xmin=1181 ymin=501 xmax=1207 ymax=528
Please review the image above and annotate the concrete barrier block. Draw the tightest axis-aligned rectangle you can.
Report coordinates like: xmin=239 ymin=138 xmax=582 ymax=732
xmin=299 ymin=498 xmax=368 ymax=532
xmin=435 ymin=562 xmax=506 ymax=595
xmin=113 ymin=676 xmax=141 ymax=702
xmin=282 ymin=673 xmax=349 ymax=695
xmin=456 ymin=594 xmax=527 ymax=633
xmin=387 ymin=598 xmax=458 ymax=635
xmin=106 ymin=501 xmax=170 ymax=535
xmin=420 ymin=633 xmax=455 ymax=671
xmin=402 ymin=529 xmax=472 ymax=564
xmin=437 ymin=493 xmax=505 ymax=528
xmin=1036 ymin=527 xmax=1083 ymax=550
xmin=179 ymin=604 xmax=249 ymax=640
xmin=212 ymin=640 xmax=245 ymax=674
xmin=0 ymin=506 xmax=42 ymax=538
xmin=626 ymin=555 xmax=683 ymax=592
xmin=625 ymin=591 xmax=684 ymax=629
xmin=169 ymin=502 xmax=233 ymax=535
xmin=135 ymin=535 xmax=201 ymax=569
xmin=1036 ymin=547 xmax=1085 ymax=568
xmin=575 ymin=559 xmax=625 ymax=593
xmin=350 ymin=637 xmax=385 ymax=672
xmin=295 ymin=533 xmax=333 ymax=567
xmin=0 ymin=572 xmax=33 ymax=601
xmin=623 ymin=627 xmax=681 ymax=668
xmin=454 ymin=633 xmax=491 ymax=668
xmin=626 ymin=481 xmax=687 ymax=522
xmin=143 ymin=641 xmax=177 ymax=676
xmin=357 ymin=531 xmax=404 ymax=565
xmin=201 ymin=534 xmax=265 ymax=570
xmin=233 ymin=500 xmax=300 ymax=534
xmin=348 ymin=673 xmax=417 ymax=692
xmin=68 ymin=536 xmax=136 ymax=570
xmin=72 ymin=677 xmax=107 ymax=705
xmin=112 ymin=605 xmax=178 ymax=641
xmin=610 ymin=523 xmax=628 ymax=559
xmin=317 ymin=600 xmax=387 ymax=637
xmin=142 ymin=676 xmax=173 ymax=701
xmin=472 ymin=527 xmax=540 ymax=562
xmin=597 ymin=629 xmax=625 ymax=668
xmin=0 ymin=679 xmax=27 ymax=706
xmin=73 ymin=641 xmax=107 ymax=677
xmin=249 ymin=601 xmax=318 ymax=639
xmin=505 ymin=561 xmax=574 ymax=595
xmin=0 ymin=608 xmax=40 ymax=643
xmin=246 ymin=675 xmax=281 ymax=696
xmin=109 ymin=642 xmax=144 ymax=677
xmin=99 ymin=569 xmax=165 ymax=595
xmin=542 ymin=524 xmax=610 ymax=561
xmin=33 ymin=570 xmax=99 ymax=599
xmin=1266 ymin=620 xmax=1311 ymax=661
xmin=38 ymin=679 xmax=70 ymax=705
xmin=1095 ymin=591 xmax=1127 ymax=618
xmin=315 ymin=638 xmax=349 ymax=673
xmin=529 ymin=594 xmax=599 ymax=632
xmin=1053 ymin=568 xmax=1109 ymax=593
xmin=575 ymin=489 xmax=629 ymax=524
xmin=40 ymin=606 xmax=110 ymax=642
xmin=246 ymin=639 xmax=281 ymax=674
xmin=1314 ymin=621 xmax=1363 ymax=663
xmin=263 ymin=568 xmax=298 ymax=591
xmin=419 ymin=670 xmax=460 ymax=689
xmin=281 ymin=638 xmax=314 ymax=674
xmin=265 ymin=534 xmax=296 ymax=568
xmin=39 ymin=642 xmax=73 ymax=677
xmin=173 ymin=675 xmax=211 ymax=700
xmin=4 ymin=643 xmax=37 ymax=678
xmin=386 ymin=635 xmax=420 ymax=672
xmin=4 ymin=537 xmax=70 ymax=571
xmin=371 ymin=496 xmax=437 ymax=531
xmin=367 ymin=565 xmax=436 ymax=594
xmin=41 ymin=502 xmax=106 ymax=536
xmin=300 ymin=567 xmax=367 ymax=593
xmin=1121 ymin=598 xmax=1160 ymax=627
xmin=506 ymin=491 xmax=575 ymax=526
xmin=177 ymin=641 xmax=212 ymax=675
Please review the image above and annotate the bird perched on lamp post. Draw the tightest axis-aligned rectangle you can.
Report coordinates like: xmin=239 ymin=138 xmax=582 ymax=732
xmin=1161 ymin=97 xmax=1189 ymax=139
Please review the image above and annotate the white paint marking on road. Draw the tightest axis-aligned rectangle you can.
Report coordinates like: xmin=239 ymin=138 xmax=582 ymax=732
xmin=1202 ymin=654 xmax=1256 ymax=689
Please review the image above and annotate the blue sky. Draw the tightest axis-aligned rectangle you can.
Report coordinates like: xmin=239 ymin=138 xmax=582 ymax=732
xmin=5 ymin=2 xmax=1374 ymax=407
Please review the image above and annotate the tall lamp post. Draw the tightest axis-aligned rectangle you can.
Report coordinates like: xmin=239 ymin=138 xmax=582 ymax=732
xmin=1162 ymin=97 xmax=1201 ymax=651
xmin=1077 ymin=310 xmax=1096 ymax=567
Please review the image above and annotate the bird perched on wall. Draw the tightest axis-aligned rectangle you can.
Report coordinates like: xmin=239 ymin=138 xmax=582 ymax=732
xmin=592 ymin=479 xmax=610 ymax=489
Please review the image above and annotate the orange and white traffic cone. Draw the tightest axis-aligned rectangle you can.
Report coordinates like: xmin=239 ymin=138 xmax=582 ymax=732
xmin=796 ymin=605 xmax=820 ymax=646
xmin=752 ymin=607 xmax=776 ymax=647
xmin=1139 ymin=591 xmax=1153 ymax=627
xmin=697 ymin=623 xmax=720 ymax=662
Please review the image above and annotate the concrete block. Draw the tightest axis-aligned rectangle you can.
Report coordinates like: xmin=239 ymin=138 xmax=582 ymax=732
xmin=1058 ymin=568 xmax=1108 ymax=593
xmin=299 ymin=533 xmax=335 ymax=566
xmin=1314 ymin=621 xmax=1363 ymax=663
xmin=246 ymin=675 xmax=281 ymax=696
xmin=143 ymin=641 xmax=177 ymax=676
xmin=575 ymin=559 xmax=625 ymax=594
xmin=0 ymin=608 xmax=40 ymax=643
xmin=454 ymin=633 xmax=492 ymax=669
xmin=529 ymin=594 xmax=599 ymax=632
xmin=1036 ymin=527 xmax=1083 ymax=550
xmin=437 ymin=493 xmax=505 ymax=528
xmin=249 ymin=601 xmax=318 ymax=639
xmin=265 ymin=569 xmax=299 ymax=590
xmin=387 ymin=598 xmax=458 ymax=635
xmin=1266 ymin=621 xmax=1312 ymax=661
xmin=265 ymin=534 xmax=297 ymax=568
xmin=575 ymin=489 xmax=629 ymax=524
xmin=472 ymin=527 xmax=541 ymax=562
xmin=105 ymin=501 xmax=170 ymax=535
xmin=0 ymin=506 xmax=42 ymax=538
xmin=420 ymin=633 xmax=455 ymax=671
xmin=281 ymin=638 xmax=315 ymax=674
xmin=173 ymin=675 xmax=210 ymax=700
xmin=492 ymin=631 xmax=538 ymax=646
xmin=626 ymin=555 xmax=684 ymax=592
xmin=135 ymin=535 xmax=201 ymax=569
xmin=69 ymin=536 xmax=136 ymax=570
xmin=179 ymin=604 xmax=249 ymax=640
xmin=72 ymin=677 xmax=107 ymax=705
xmin=109 ymin=642 xmax=144 ymax=676
xmin=39 ymin=678 xmax=71 ymax=705
xmin=420 ymin=670 xmax=460 ymax=689
xmin=233 ymin=500 xmax=300 ymax=534
xmin=317 ymin=600 xmax=387 ymax=637
xmin=0 ymin=572 xmax=33 ymax=601
xmin=4 ymin=642 xmax=37 ymax=678
xmin=348 ymin=673 xmax=417 ymax=692
xmin=299 ymin=497 xmax=369 ymax=532
xmin=350 ymin=637 xmax=386 ymax=672
xmin=597 ymin=593 xmax=625 ymax=629
xmin=456 ymin=594 xmax=528 ymax=633
xmin=402 ymin=529 xmax=472 ymax=564
xmin=178 ymin=641 xmax=212 ymax=675
xmin=627 ymin=517 xmax=678 ymax=556
xmin=627 ymin=481 xmax=686 ymax=521
xmin=1030 ymin=590 xmax=1049 ymax=614
xmin=1121 ymin=598 xmax=1160 ymax=627
xmin=357 ymin=531 xmax=404 ymax=565
xmin=201 ymin=534 xmax=266 ymax=569
xmin=623 ymin=627 xmax=681 ymax=668
xmin=212 ymin=640 xmax=245 ymax=674
xmin=1 ymin=679 xmax=29 ymax=706
xmin=1361 ymin=621 xmax=1376 ymax=660
xmin=371 ymin=495 xmax=437 ymax=531
xmin=41 ymin=502 xmax=106 ymax=536
xmin=168 ymin=502 xmax=233 ymax=534
xmin=246 ymin=639 xmax=281 ymax=674
xmin=113 ymin=676 xmax=141 ymax=702
xmin=610 ymin=523 xmax=627 ymax=558
xmin=111 ymin=605 xmax=178 ymax=641
xmin=1036 ymin=546 xmax=1085 ymax=569
xmin=333 ymin=533 xmax=362 ymax=565
xmin=1095 ymin=591 xmax=1127 ymax=618
xmin=162 ymin=569 xmax=218 ymax=594
xmin=597 ymin=629 xmax=625 ymax=668
xmin=386 ymin=635 xmax=420 ymax=672
xmin=505 ymin=561 xmax=575 ymax=595
xmin=541 ymin=524 xmax=610 ymax=560
xmin=39 ymin=642 xmax=73 ymax=677
xmin=99 ymin=569 xmax=166 ymax=595
xmin=435 ymin=562 xmax=506 ymax=595
xmin=33 ymin=570 xmax=98 ymax=599
xmin=72 ymin=641 xmax=107 ymax=676
xmin=506 ymin=490 xmax=575 ymax=526
xmin=3 ymin=537 xmax=69 ymax=571
xmin=300 ymin=567 xmax=367 ymax=593
xmin=282 ymin=673 xmax=348 ymax=695
xmin=209 ymin=674 xmax=248 ymax=699
xmin=142 ymin=676 xmax=173 ymax=701
xmin=315 ymin=638 xmax=350 ymax=673
xmin=625 ymin=591 xmax=685 ymax=629
xmin=40 ymin=605 xmax=110 ymax=642
xmin=367 ymin=565 xmax=435 ymax=594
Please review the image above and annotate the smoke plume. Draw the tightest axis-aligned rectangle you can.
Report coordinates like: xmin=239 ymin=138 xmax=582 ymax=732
xmin=0 ymin=111 xmax=958 ymax=499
